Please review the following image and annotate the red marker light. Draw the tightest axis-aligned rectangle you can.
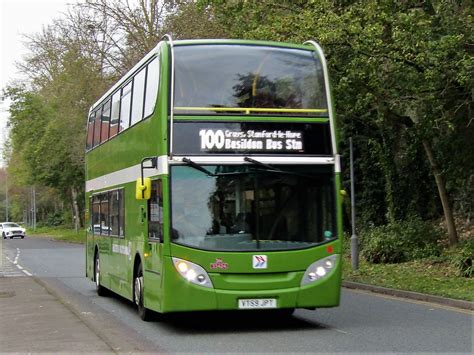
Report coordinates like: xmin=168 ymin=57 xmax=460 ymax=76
xmin=326 ymin=245 xmax=334 ymax=254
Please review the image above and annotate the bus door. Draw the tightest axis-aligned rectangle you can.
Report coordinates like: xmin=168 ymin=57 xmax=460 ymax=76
xmin=144 ymin=179 xmax=164 ymax=305
xmin=108 ymin=189 xmax=128 ymax=294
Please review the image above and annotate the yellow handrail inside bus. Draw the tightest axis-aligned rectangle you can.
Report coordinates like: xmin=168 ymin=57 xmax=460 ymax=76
xmin=174 ymin=107 xmax=328 ymax=114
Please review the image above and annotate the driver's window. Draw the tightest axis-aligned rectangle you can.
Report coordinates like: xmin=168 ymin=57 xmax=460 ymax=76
xmin=148 ymin=180 xmax=163 ymax=242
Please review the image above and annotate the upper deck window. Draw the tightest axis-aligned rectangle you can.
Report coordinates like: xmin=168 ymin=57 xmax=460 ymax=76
xmin=85 ymin=55 xmax=160 ymax=152
xmin=120 ymin=81 xmax=132 ymax=131
xmin=174 ymin=45 xmax=328 ymax=117
xmin=131 ymin=67 xmax=146 ymax=125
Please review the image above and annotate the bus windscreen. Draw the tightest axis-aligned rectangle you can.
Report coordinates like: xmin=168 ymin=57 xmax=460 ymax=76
xmin=171 ymin=165 xmax=336 ymax=251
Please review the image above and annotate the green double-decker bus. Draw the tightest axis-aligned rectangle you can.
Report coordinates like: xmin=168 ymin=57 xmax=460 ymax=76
xmin=85 ymin=37 xmax=342 ymax=320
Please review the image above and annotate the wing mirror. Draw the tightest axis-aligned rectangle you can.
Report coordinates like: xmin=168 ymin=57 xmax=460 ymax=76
xmin=136 ymin=157 xmax=157 ymax=200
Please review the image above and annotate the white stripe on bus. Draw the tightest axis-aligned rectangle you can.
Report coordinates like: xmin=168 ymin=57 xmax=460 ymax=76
xmin=85 ymin=155 xmax=335 ymax=192
xmin=86 ymin=155 xmax=168 ymax=192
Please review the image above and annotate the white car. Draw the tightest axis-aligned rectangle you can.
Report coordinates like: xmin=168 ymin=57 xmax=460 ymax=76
xmin=0 ymin=222 xmax=26 ymax=239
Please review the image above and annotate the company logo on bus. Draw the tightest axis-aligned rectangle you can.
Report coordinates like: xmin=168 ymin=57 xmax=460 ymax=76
xmin=210 ymin=258 xmax=229 ymax=270
xmin=253 ymin=255 xmax=267 ymax=269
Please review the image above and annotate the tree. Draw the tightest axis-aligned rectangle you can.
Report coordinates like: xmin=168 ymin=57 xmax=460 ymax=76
xmin=76 ymin=0 xmax=169 ymax=71
xmin=164 ymin=0 xmax=227 ymax=39
xmin=5 ymin=0 xmax=226 ymax=227
xmin=202 ymin=0 xmax=473 ymax=245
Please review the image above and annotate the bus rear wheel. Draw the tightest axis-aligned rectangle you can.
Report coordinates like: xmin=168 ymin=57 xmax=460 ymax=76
xmin=134 ymin=263 xmax=152 ymax=321
xmin=94 ymin=252 xmax=108 ymax=296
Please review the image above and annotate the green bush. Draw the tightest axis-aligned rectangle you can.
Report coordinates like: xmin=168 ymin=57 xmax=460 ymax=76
xmin=46 ymin=212 xmax=64 ymax=226
xmin=360 ymin=218 xmax=441 ymax=264
xmin=446 ymin=240 xmax=474 ymax=278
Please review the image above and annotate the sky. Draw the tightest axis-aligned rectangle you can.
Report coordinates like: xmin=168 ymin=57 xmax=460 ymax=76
xmin=0 ymin=0 xmax=77 ymax=166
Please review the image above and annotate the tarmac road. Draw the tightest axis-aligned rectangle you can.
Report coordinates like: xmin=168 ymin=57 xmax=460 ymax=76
xmin=1 ymin=236 xmax=472 ymax=353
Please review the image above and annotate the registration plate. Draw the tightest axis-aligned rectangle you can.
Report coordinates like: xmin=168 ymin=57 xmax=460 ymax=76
xmin=238 ymin=298 xmax=277 ymax=309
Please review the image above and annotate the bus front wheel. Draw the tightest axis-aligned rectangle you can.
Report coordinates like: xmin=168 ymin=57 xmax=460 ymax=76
xmin=134 ymin=263 xmax=153 ymax=321
xmin=94 ymin=252 xmax=108 ymax=296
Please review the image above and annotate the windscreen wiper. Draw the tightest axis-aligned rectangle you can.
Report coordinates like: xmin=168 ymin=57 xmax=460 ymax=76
xmin=244 ymin=156 xmax=315 ymax=179
xmin=182 ymin=157 xmax=215 ymax=176
xmin=181 ymin=158 xmax=251 ymax=177
xmin=244 ymin=157 xmax=280 ymax=171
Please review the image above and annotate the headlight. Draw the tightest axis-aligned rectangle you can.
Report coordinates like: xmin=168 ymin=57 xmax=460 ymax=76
xmin=172 ymin=257 xmax=214 ymax=289
xmin=301 ymin=254 xmax=339 ymax=286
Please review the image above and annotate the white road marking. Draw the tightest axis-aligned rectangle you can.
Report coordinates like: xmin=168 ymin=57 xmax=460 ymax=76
xmin=1 ymin=246 xmax=32 ymax=277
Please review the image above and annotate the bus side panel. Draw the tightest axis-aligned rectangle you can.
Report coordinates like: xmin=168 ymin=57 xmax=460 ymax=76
xmin=112 ymin=185 xmax=148 ymax=302
xmin=95 ymin=235 xmax=113 ymax=290
xmin=86 ymin=232 xmax=94 ymax=280
xmin=109 ymin=237 xmax=133 ymax=300
xmin=143 ymin=268 xmax=163 ymax=313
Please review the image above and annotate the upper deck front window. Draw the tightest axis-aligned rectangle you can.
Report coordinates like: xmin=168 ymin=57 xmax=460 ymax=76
xmin=174 ymin=45 xmax=328 ymax=117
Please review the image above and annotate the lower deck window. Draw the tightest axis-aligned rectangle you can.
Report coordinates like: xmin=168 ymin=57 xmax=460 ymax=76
xmin=90 ymin=189 xmax=124 ymax=237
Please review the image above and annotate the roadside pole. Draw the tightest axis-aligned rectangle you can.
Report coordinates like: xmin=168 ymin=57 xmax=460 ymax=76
xmin=350 ymin=137 xmax=359 ymax=270
xmin=33 ymin=185 xmax=36 ymax=231
xmin=5 ymin=169 xmax=8 ymax=222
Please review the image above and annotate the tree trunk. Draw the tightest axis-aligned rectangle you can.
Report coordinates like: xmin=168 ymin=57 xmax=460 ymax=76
xmin=71 ymin=187 xmax=81 ymax=232
xmin=422 ymin=139 xmax=458 ymax=245
xmin=380 ymin=133 xmax=396 ymax=224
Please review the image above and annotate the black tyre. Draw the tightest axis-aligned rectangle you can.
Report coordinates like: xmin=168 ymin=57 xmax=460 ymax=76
xmin=94 ymin=252 xmax=108 ymax=296
xmin=134 ymin=263 xmax=153 ymax=321
xmin=21 ymin=236 xmax=24 ymax=239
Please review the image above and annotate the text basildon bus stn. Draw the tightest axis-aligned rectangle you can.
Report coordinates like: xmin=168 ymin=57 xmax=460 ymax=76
xmin=199 ymin=129 xmax=303 ymax=151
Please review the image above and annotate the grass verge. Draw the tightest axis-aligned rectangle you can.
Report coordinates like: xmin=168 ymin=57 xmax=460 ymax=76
xmin=27 ymin=226 xmax=86 ymax=244
xmin=343 ymin=255 xmax=474 ymax=302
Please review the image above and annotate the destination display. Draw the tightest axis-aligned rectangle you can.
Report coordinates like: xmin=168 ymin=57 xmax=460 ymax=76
xmin=173 ymin=122 xmax=332 ymax=155
xmin=199 ymin=128 xmax=303 ymax=151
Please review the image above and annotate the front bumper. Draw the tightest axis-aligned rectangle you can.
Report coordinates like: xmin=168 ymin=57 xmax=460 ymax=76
xmin=157 ymin=256 xmax=342 ymax=313
xmin=4 ymin=231 xmax=26 ymax=238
